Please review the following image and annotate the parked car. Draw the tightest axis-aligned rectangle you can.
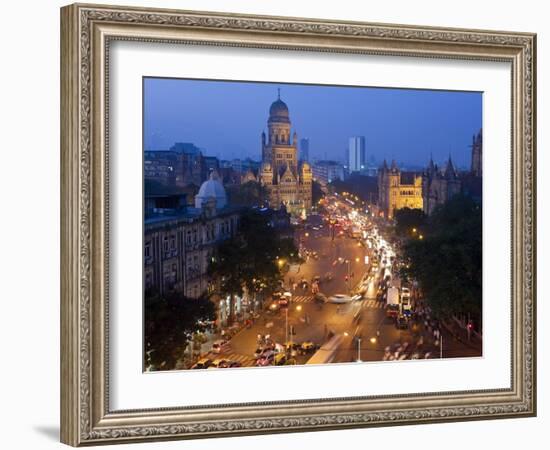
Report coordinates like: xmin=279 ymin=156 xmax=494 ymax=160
xmin=274 ymin=353 xmax=287 ymax=366
xmin=328 ymin=294 xmax=353 ymax=304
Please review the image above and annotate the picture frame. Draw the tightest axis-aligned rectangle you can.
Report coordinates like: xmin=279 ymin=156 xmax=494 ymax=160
xmin=60 ymin=3 xmax=536 ymax=446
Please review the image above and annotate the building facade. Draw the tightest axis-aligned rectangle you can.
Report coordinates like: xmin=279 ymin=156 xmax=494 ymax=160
xmin=348 ymin=136 xmax=366 ymax=173
xmin=311 ymin=160 xmax=345 ymax=185
xmin=377 ymin=160 xmax=423 ymax=219
xmin=421 ymin=156 xmax=462 ymax=216
xmin=144 ymin=172 xmax=241 ymax=300
xmin=258 ymin=92 xmax=312 ymax=216
xmin=471 ymin=129 xmax=482 ymax=177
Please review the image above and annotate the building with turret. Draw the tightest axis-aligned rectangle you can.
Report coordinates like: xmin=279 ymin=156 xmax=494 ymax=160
xmin=257 ymin=91 xmax=312 ymax=216
xmin=422 ymin=156 xmax=462 ymax=216
xmin=471 ymin=129 xmax=482 ymax=177
xmin=377 ymin=160 xmax=423 ymax=219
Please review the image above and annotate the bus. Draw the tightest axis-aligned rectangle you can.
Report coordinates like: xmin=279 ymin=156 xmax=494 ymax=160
xmin=306 ymin=335 xmax=344 ymax=365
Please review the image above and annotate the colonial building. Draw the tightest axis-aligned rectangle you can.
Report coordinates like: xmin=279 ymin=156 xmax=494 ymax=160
xmin=144 ymin=171 xmax=241 ymax=301
xmin=257 ymin=92 xmax=312 ymax=216
xmin=422 ymin=156 xmax=462 ymax=216
xmin=377 ymin=160 xmax=423 ymax=219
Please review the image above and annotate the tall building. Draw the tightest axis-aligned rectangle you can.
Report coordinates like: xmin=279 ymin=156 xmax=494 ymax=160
xmin=258 ymin=91 xmax=312 ymax=216
xmin=300 ymin=138 xmax=310 ymax=162
xmin=311 ymin=160 xmax=345 ymax=185
xmin=422 ymin=156 xmax=462 ymax=215
xmin=348 ymin=136 xmax=366 ymax=173
xmin=471 ymin=129 xmax=482 ymax=177
xmin=377 ymin=160 xmax=423 ymax=219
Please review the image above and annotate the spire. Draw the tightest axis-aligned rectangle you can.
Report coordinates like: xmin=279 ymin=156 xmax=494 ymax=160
xmin=382 ymin=159 xmax=388 ymax=171
xmin=277 ymin=87 xmax=281 ymax=100
xmin=427 ymin=153 xmax=435 ymax=174
xmin=391 ymin=159 xmax=397 ymax=171
xmin=445 ymin=155 xmax=457 ymax=179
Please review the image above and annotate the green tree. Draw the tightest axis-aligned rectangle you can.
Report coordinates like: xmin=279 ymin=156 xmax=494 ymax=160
xmin=311 ymin=180 xmax=325 ymax=205
xmin=208 ymin=210 xmax=301 ymax=321
xmin=144 ymin=290 xmax=216 ymax=370
xmin=401 ymin=196 xmax=482 ymax=319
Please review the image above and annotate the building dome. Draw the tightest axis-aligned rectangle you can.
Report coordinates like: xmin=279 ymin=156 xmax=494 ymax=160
xmin=195 ymin=171 xmax=227 ymax=209
xmin=268 ymin=97 xmax=290 ymax=124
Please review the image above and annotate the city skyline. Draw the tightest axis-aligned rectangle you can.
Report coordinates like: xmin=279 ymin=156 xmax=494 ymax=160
xmin=144 ymin=77 xmax=482 ymax=169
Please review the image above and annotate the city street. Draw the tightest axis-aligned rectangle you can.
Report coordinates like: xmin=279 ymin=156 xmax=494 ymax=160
xmin=202 ymin=195 xmax=481 ymax=368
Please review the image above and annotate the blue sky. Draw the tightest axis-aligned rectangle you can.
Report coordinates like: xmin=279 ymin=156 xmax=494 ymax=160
xmin=144 ymin=77 xmax=482 ymax=169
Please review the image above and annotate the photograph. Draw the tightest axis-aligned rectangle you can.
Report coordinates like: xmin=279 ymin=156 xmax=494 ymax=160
xmin=142 ymin=78 xmax=483 ymax=372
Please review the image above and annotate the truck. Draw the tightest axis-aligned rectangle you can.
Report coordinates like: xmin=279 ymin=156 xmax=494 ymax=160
xmin=387 ymin=286 xmax=399 ymax=305
xmin=385 ymin=286 xmax=400 ymax=319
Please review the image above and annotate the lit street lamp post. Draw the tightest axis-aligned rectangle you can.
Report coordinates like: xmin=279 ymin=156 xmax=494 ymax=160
xmin=356 ymin=337 xmax=362 ymax=362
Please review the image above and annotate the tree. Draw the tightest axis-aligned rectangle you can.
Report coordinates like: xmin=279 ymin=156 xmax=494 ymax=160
xmin=208 ymin=210 xmax=301 ymax=321
xmin=401 ymin=195 xmax=482 ymax=319
xmin=394 ymin=207 xmax=426 ymax=237
xmin=144 ymin=290 xmax=216 ymax=370
xmin=311 ymin=180 xmax=324 ymax=205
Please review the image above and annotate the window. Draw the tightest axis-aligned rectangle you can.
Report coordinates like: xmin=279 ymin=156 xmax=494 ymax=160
xmin=144 ymin=243 xmax=151 ymax=258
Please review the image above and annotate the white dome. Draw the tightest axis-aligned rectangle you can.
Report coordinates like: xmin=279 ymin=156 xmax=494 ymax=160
xmin=195 ymin=171 xmax=227 ymax=209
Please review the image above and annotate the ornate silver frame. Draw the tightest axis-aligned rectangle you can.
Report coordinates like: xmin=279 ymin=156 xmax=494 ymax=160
xmin=60 ymin=3 xmax=536 ymax=446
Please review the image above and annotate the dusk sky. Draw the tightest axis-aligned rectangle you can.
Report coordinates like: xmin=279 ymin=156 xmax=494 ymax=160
xmin=144 ymin=77 xmax=482 ymax=169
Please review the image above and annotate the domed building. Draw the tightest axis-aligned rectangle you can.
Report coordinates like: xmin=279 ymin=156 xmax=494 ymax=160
xmin=194 ymin=170 xmax=227 ymax=210
xmin=259 ymin=90 xmax=312 ymax=216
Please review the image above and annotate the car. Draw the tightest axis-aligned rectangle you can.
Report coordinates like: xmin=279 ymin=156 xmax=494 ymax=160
xmin=211 ymin=339 xmax=229 ymax=354
xmin=209 ymin=358 xmax=230 ymax=369
xmin=386 ymin=304 xmax=400 ymax=319
xmin=314 ymin=292 xmax=328 ymax=304
xmin=190 ymin=358 xmax=213 ymax=370
xmin=395 ymin=316 xmax=409 ymax=330
xmin=328 ymin=294 xmax=353 ymax=304
xmin=226 ymin=361 xmax=242 ymax=368
xmin=300 ymin=341 xmax=317 ymax=353
xmin=274 ymin=353 xmax=287 ymax=365
xmin=268 ymin=302 xmax=280 ymax=312
xmin=278 ymin=297 xmax=289 ymax=308
xmin=256 ymin=351 xmax=275 ymax=366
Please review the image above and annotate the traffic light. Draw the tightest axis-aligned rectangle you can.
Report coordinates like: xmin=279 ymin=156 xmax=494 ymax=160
xmin=467 ymin=322 xmax=473 ymax=330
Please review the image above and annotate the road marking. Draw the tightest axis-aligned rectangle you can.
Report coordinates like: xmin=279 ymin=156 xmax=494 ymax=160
xmin=363 ymin=299 xmax=385 ymax=309
xmin=293 ymin=295 xmax=314 ymax=303
xmin=204 ymin=351 xmax=256 ymax=367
